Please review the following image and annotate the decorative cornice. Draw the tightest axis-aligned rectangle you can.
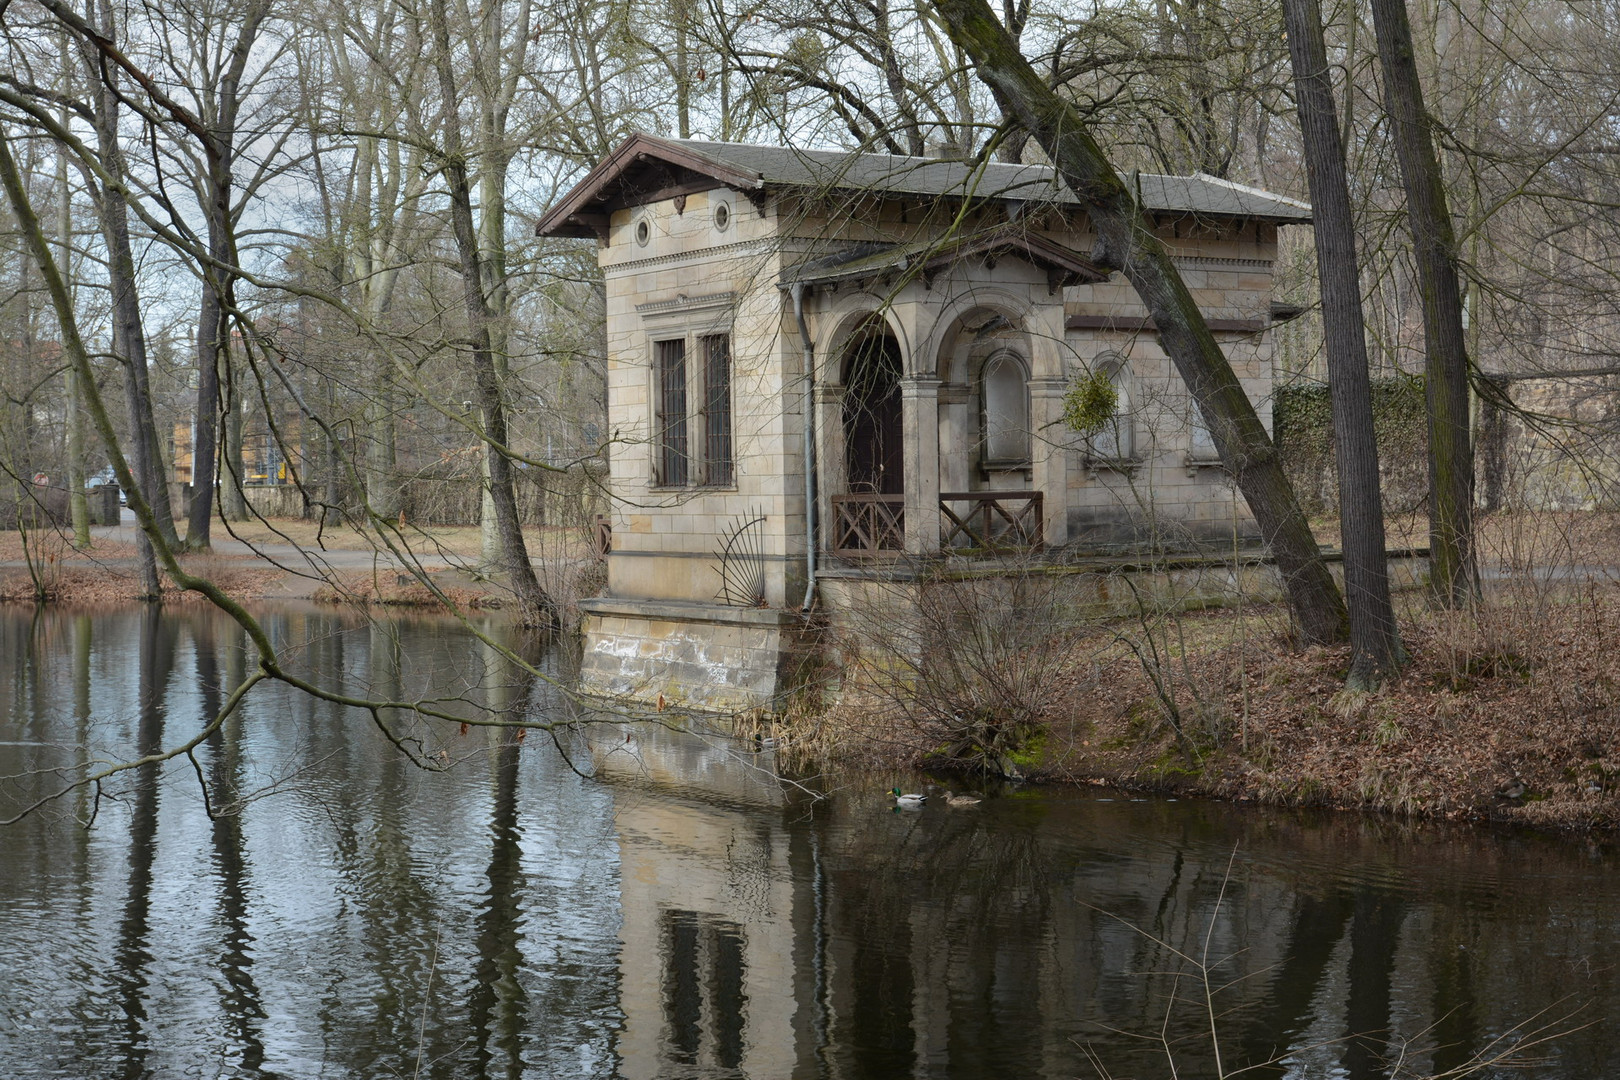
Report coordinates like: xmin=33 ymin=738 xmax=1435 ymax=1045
xmin=608 ymin=243 xmax=1267 ymax=277
xmin=609 ymin=238 xmax=774 ymax=273
xmin=635 ymin=290 xmax=738 ymax=316
xmin=1171 ymin=255 xmax=1273 ymax=271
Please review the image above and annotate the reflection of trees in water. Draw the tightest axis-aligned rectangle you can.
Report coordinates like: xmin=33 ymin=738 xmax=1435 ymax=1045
xmin=1 ymin=606 xmax=630 ymax=1079
xmin=813 ymin=799 xmax=1582 ymax=1079
xmin=198 ymin=614 xmax=276 ymax=1077
xmin=111 ymin=605 xmax=174 ymax=1078
xmin=820 ymin=800 xmax=1056 ymax=1078
xmin=468 ymin=645 xmax=527 ymax=1078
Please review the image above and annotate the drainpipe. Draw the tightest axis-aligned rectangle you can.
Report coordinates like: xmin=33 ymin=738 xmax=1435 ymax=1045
xmin=792 ymin=282 xmax=818 ymax=612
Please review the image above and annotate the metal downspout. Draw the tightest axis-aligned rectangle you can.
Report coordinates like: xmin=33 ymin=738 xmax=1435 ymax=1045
xmin=792 ymin=283 xmax=818 ymax=612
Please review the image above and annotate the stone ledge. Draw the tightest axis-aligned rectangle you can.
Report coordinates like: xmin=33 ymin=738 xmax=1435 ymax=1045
xmin=579 ymin=596 xmax=803 ymax=629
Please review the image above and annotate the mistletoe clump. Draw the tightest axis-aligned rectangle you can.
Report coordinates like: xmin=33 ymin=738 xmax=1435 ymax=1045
xmin=1061 ymin=369 xmax=1117 ymax=436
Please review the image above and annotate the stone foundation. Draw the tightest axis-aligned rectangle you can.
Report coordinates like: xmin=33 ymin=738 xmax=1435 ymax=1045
xmin=577 ymin=597 xmax=818 ymax=714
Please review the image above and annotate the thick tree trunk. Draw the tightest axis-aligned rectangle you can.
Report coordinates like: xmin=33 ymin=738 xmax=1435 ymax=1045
xmin=427 ymin=0 xmax=557 ymax=631
xmin=1369 ymin=0 xmax=1478 ymax=607
xmin=1283 ymin=0 xmax=1406 ymax=688
xmin=930 ymin=0 xmax=1347 ymax=645
xmin=86 ymin=0 xmax=179 ymax=550
xmin=186 ymin=3 xmax=267 ymax=549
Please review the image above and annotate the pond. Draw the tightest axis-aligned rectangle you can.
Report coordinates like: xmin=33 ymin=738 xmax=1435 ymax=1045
xmin=0 ymin=605 xmax=1614 ymax=1078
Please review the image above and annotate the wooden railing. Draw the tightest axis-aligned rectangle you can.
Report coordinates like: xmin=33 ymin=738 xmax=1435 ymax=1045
xmin=830 ymin=493 xmax=905 ymax=557
xmin=830 ymin=491 xmax=1044 ymax=557
xmin=940 ymin=491 xmax=1044 ymax=552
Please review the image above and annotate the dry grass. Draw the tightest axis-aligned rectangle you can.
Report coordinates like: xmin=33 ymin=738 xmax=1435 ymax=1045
xmin=1025 ymin=581 xmax=1620 ymax=829
xmin=802 ymin=512 xmax=1620 ymax=829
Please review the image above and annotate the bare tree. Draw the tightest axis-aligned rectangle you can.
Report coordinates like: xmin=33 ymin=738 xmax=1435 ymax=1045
xmin=1368 ymin=0 xmax=1477 ymax=606
xmin=175 ymin=0 xmax=274 ymax=547
xmin=1282 ymin=0 xmax=1405 ymax=686
xmin=426 ymin=0 xmax=558 ymax=632
xmin=929 ymin=0 xmax=1349 ymax=645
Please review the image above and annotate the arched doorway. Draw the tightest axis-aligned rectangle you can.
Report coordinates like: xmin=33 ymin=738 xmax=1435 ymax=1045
xmin=842 ymin=330 xmax=903 ymax=494
xmin=830 ymin=326 xmax=906 ymax=556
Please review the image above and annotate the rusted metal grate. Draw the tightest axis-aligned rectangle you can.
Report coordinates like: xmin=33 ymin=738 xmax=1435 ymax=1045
xmin=702 ymin=334 xmax=733 ymax=485
xmin=656 ymin=338 xmax=688 ymax=485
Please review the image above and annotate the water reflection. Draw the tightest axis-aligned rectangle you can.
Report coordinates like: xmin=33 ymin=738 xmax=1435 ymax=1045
xmin=589 ymin=721 xmax=1613 ymax=1080
xmin=0 ymin=605 xmax=1616 ymax=1078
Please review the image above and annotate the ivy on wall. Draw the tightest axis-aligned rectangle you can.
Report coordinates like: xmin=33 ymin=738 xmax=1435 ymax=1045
xmin=1274 ymin=377 xmax=1429 ymax=515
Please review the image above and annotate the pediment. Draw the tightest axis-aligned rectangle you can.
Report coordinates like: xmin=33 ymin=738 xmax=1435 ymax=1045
xmin=536 ymin=134 xmax=764 ymax=238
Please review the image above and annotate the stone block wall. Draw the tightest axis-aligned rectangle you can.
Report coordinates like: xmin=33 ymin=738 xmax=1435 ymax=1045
xmin=600 ymin=189 xmax=808 ymax=607
xmin=577 ymin=597 xmax=818 ymax=713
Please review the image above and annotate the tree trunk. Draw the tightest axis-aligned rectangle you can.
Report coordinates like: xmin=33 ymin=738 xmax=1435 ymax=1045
xmin=930 ymin=0 xmax=1348 ymax=645
xmin=85 ymin=0 xmax=179 ymax=550
xmin=189 ymin=255 xmax=225 ymax=545
xmin=0 ymin=127 xmax=160 ymax=599
xmin=221 ymin=380 xmax=247 ymax=521
xmin=364 ymin=366 xmax=401 ymax=521
xmin=1282 ymin=0 xmax=1406 ymax=688
xmin=57 ymin=131 xmax=89 ymax=548
xmin=186 ymin=2 xmax=268 ymax=549
xmin=1369 ymin=0 xmax=1478 ymax=607
xmin=427 ymin=0 xmax=557 ymax=632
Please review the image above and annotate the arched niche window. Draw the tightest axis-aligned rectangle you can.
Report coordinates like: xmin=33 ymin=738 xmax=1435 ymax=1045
xmin=1090 ymin=353 xmax=1135 ymax=460
xmin=1188 ymin=405 xmax=1219 ymax=461
xmin=980 ymin=350 xmax=1030 ymax=465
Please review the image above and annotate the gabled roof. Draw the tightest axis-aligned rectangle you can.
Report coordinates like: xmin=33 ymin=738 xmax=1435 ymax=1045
xmin=780 ymin=226 xmax=1107 ymax=290
xmin=535 ymin=133 xmax=1312 ymax=238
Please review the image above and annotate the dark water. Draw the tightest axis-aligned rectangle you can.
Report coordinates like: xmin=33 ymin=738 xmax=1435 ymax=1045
xmin=0 ymin=606 xmax=1615 ymax=1079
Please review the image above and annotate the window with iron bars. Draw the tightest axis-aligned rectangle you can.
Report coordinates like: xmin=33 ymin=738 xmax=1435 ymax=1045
xmin=654 ymin=333 xmax=733 ymax=487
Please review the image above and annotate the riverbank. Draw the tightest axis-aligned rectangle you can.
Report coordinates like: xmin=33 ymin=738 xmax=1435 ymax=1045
xmin=0 ymin=517 xmax=593 ymax=608
xmin=10 ymin=512 xmax=1620 ymax=830
xmin=812 ymin=580 xmax=1620 ymax=831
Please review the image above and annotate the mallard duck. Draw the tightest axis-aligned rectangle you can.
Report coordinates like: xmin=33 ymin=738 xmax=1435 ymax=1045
xmin=944 ymin=791 xmax=982 ymax=807
xmin=890 ymin=786 xmax=927 ymax=807
xmin=1497 ymin=777 xmax=1527 ymax=800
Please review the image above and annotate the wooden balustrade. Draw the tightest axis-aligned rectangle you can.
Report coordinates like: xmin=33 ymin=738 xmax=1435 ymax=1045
xmin=830 ymin=493 xmax=905 ymax=557
xmin=939 ymin=491 xmax=1044 ymax=552
xmin=829 ymin=490 xmax=1044 ymax=557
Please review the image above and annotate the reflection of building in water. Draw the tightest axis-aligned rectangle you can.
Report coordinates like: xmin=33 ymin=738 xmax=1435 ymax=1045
xmin=592 ymin=723 xmax=1277 ymax=1079
xmin=591 ymin=724 xmax=1606 ymax=1079
xmin=593 ymin=722 xmax=810 ymax=1079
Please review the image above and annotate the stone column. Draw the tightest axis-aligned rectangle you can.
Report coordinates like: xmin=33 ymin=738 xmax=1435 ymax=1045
xmin=937 ymin=384 xmax=972 ymax=496
xmin=902 ymin=375 xmax=942 ymax=554
xmin=814 ymin=383 xmax=845 ymax=554
xmin=1030 ymin=377 xmax=1071 ymax=547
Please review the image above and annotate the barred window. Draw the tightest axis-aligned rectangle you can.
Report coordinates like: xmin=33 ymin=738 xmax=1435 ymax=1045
xmin=656 ymin=338 xmax=688 ymax=486
xmin=702 ymin=335 xmax=733 ymax=485
xmin=652 ymin=333 xmax=734 ymax=487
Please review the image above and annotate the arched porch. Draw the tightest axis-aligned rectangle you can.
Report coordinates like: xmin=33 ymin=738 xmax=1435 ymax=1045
xmin=813 ymin=280 xmax=1073 ymax=559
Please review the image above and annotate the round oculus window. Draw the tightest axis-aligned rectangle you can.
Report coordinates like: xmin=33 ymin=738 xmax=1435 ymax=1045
xmin=713 ymin=201 xmax=731 ymax=232
xmin=634 ymin=218 xmax=651 ymax=247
